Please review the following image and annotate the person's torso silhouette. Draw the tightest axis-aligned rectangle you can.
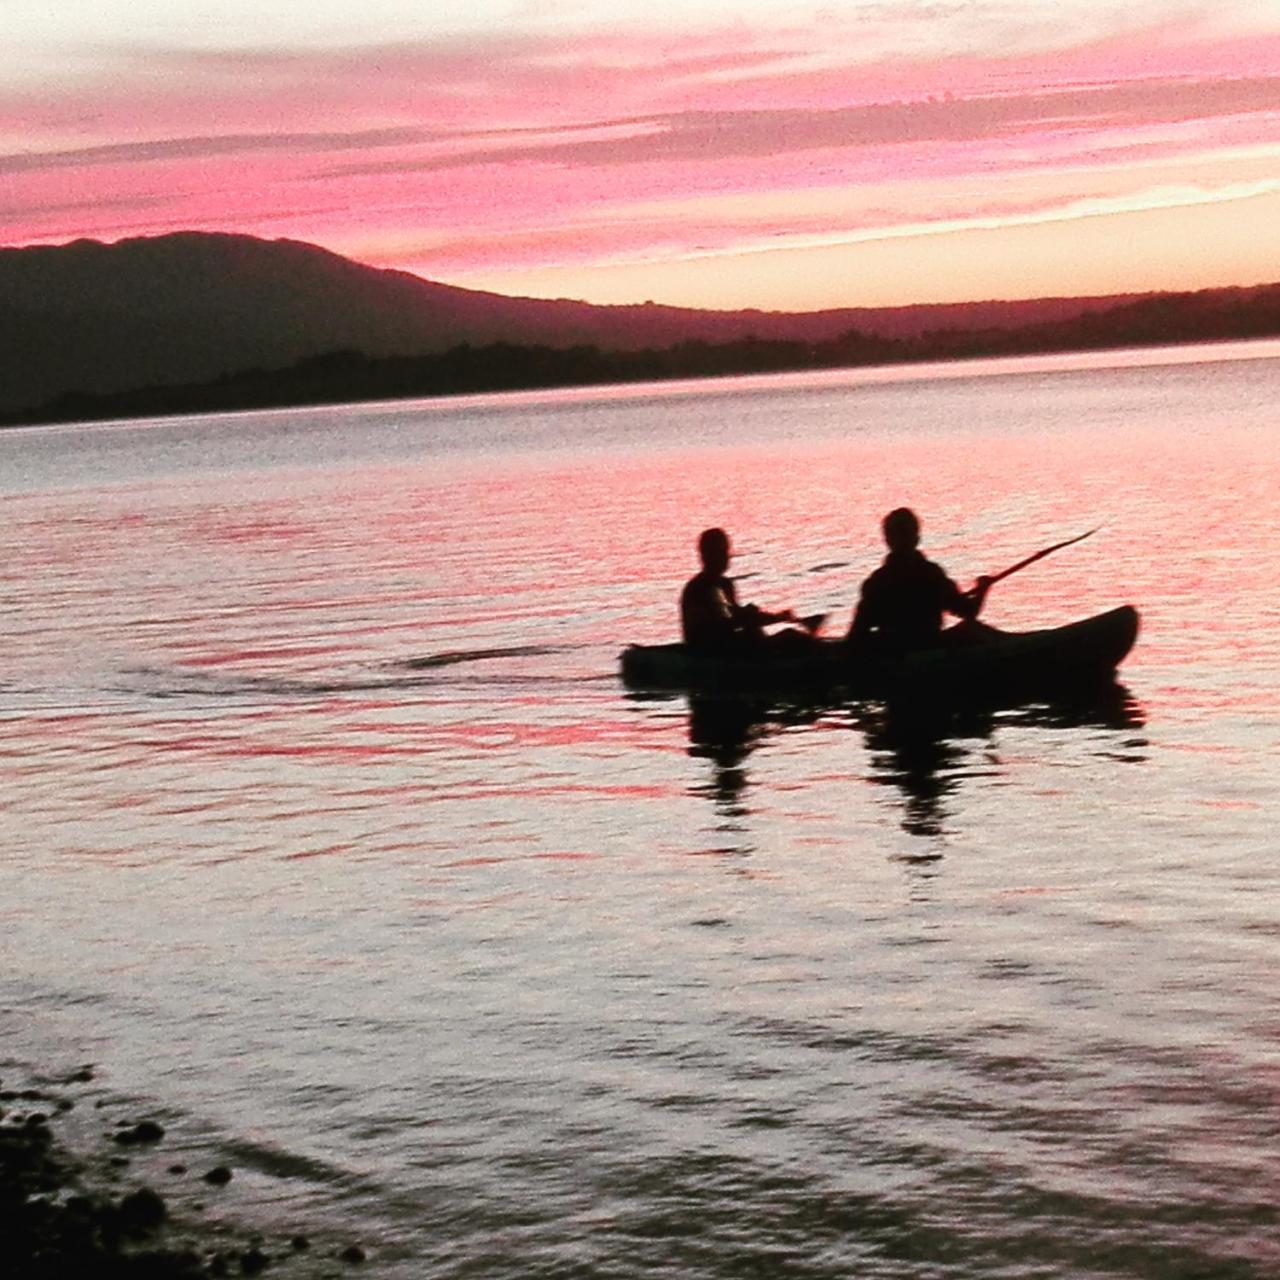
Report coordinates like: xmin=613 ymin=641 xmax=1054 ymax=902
xmin=681 ymin=567 xmax=743 ymax=651
xmin=849 ymin=508 xmax=986 ymax=654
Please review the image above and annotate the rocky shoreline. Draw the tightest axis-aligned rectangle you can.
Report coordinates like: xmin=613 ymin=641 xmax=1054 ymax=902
xmin=1 ymin=1064 xmax=369 ymax=1278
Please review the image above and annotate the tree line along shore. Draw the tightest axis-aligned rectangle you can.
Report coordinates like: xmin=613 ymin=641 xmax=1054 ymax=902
xmin=5 ymin=283 xmax=1279 ymax=429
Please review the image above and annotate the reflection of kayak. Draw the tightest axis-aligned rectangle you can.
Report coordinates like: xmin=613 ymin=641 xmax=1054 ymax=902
xmin=620 ymin=605 xmax=1140 ymax=697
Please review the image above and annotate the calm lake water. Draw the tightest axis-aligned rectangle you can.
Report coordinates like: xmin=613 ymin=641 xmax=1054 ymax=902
xmin=3 ymin=341 xmax=1280 ymax=1277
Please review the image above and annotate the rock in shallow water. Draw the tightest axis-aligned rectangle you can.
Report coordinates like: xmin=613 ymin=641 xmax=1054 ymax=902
xmin=240 ymin=1245 xmax=271 ymax=1274
xmin=119 ymin=1185 xmax=168 ymax=1232
xmin=115 ymin=1119 xmax=166 ymax=1145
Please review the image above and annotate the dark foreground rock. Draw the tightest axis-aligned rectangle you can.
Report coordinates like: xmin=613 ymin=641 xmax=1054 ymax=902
xmin=0 ymin=1071 xmax=370 ymax=1278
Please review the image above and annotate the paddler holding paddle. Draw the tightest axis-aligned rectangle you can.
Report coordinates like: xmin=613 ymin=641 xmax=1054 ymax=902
xmin=848 ymin=507 xmax=991 ymax=655
xmin=848 ymin=508 xmax=1098 ymax=656
xmin=682 ymin=527 xmax=821 ymax=655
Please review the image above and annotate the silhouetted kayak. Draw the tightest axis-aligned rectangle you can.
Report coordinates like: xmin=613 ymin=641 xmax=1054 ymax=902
xmin=620 ymin=605 xmax=1139 ymax=697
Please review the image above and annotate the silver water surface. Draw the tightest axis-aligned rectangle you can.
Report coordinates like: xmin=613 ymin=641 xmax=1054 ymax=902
xmin=2 ymin=342 xmax=1280 ymax=1277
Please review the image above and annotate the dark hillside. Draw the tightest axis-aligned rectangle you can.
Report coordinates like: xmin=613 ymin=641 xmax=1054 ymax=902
xmin=0 ymin=231 xmax=1155 ymax=414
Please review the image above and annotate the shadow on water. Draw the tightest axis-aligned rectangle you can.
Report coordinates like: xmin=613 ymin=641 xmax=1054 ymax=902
xmin=117 ymin=644 xmax=596 ymax=702
xmin=856 ymin=685 xmax=1146 ymax=840
xmin=855 ymin=699 xmax=975 ymax=843
xmin=685 ymin=697 xmax=775 ymax=819
xmin=399 ymin=643 xmax=561 ymax=670
xmin=682 ymin=681 xmax=1147 ymax=844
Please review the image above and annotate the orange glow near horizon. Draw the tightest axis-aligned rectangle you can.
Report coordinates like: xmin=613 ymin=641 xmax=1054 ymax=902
xmin=3 ymin=5 xmax=1279 ymax=309
xmin=443 ymin=186 xmax=1280 ymax=310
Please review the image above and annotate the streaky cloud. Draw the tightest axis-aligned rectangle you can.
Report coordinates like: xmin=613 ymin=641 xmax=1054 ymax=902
xmin=0 ymin=126 xmax=440 ymax=176
xmin=319 ymin=74 xmax=1280 ymax=178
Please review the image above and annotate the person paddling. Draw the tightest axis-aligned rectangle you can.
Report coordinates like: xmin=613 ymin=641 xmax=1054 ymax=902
xmin=848 ymin=508 xmax=990 ymax=654
xmin=681 ymin=527 xmax=802 ymax=654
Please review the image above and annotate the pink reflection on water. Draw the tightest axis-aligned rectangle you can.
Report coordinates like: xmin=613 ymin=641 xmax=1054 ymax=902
xmin=180 ymin=645 xmax=351 ymax=667
xmin=439 ymin=850 xmax=603 ymax=871
xmin=2 ymin=347 xmax=1277 ymax=873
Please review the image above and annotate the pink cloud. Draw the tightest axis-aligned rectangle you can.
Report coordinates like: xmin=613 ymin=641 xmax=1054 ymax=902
xmin=3 ymin=9 xmax=1279 ymax=305
xmin=304 ymin=75 xmax=1280 ymax=181
xmin=8 ymin=16 xmax=1275 ymax=141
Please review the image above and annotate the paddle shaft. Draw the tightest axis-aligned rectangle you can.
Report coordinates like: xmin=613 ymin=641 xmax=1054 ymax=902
xmin=789 ymin=530 xmax=1097 ymax=625
xmin=986 ymin=527 xmax=1099 ymax=587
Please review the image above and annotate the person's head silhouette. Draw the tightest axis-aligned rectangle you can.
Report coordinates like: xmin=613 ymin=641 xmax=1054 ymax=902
xmin=698 ymin=527 xmax=731 ymax=574
xmin=882 ymin=507 xmax=920 ymax=553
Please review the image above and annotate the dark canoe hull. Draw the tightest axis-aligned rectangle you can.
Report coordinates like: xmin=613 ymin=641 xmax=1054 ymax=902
xmin=619 ymin=605 xmax=1140 ymax=699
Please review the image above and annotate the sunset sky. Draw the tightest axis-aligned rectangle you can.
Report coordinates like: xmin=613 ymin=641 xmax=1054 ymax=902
xmin=4 ymin=2 xmax=1279 ymax=310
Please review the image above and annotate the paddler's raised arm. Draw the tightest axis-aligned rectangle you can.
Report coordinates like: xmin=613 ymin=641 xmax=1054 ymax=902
xmin=952 ymin=574 xmax=992 ymax=620
xmin=722 ymin=566 xmax=799 ymax=630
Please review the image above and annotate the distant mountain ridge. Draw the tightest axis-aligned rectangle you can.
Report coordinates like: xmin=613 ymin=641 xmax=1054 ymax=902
xmin=0 ymin=231 xmax=1141 ymax=414
xmin=1 ymin=231 xmax=1276 ymax=416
